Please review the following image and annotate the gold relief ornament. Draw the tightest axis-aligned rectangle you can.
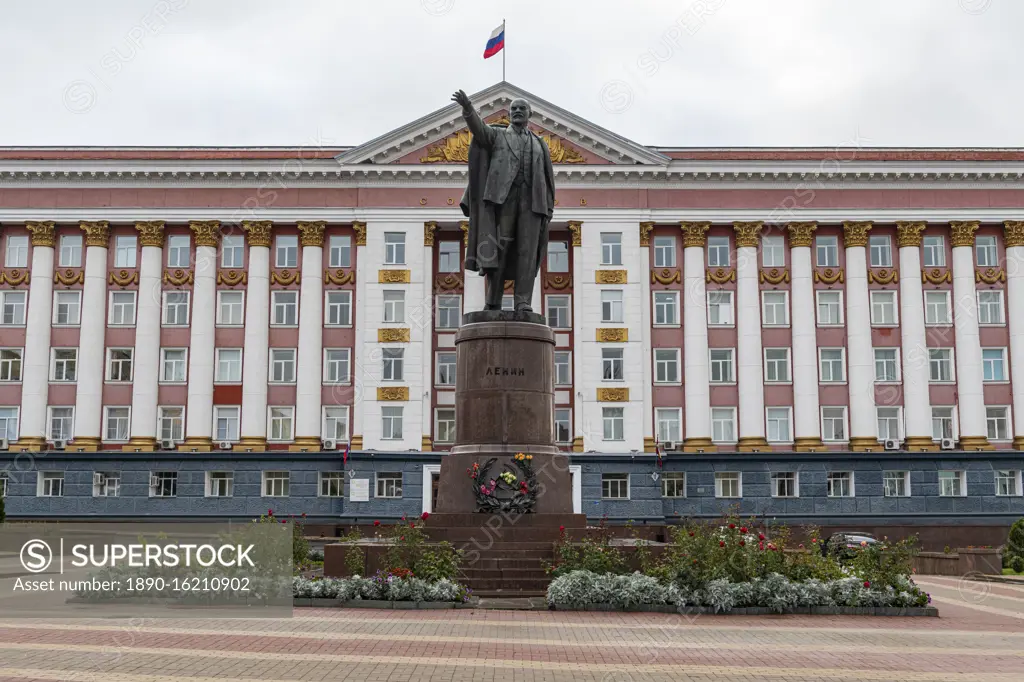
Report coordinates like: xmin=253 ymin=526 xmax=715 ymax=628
xmin=108 ymin=270 xmax=138 ymax=287
xmin=680 ymin=221 xmax=711 ymax=248
xmin=1004 ymin=220 xmax=1024 ymax=248
xmin=297 ymin=221 xmax=327 ymax=247
xmin=595 ymin=270 xmax=627 ymax=284
xmin=162 ymin=269 xmax=193 ymax=286
xmin=25 ymin=221 xmax=55 ymax=247
xmin=639 ymin=221 xmax=655 ymax=247
xmin=706 ymin=268 xmax=736 ymax=284
xmin=842 ymin=221 xmax=873 ymax=248
xmin=546 ymin=274 xmax=572 ymax=289
xmin=596 ymin=328 xmax=628 ymax=342
xmin=921 ymin=269 xmax=952 ymax=284
xmin=378 ymin=328 xmax=411 ymax=343
xmin=459 ymin=221 xmax=469 ymax=246
xmin=786 ymin=222 xmax=817 ymax=248
xmin=80 ymin=220 xmax=110 ymax=247
xmin=377 ymin=386 xmax=410 ymax=401
xmin=435 ymin=273 xmax=463 ymax=290
xmin=759 ymin=268 xmax=790 ymax=285
xmin=568 ymin=220 xmax=583 ymax=247
xmin=814 ymin=268 xmax=844 ymax=285
xmin=189 ymin=220 xmax=220 ymax=247
xmin=325 ymin=269 xmax=355 ymax=286
xmin=217 ymin=270 xmax=248 ymax=286
xmin=596 ymin=387 xmax=630 ymax=402
xmin=895 ymin=221 xmax=927 ymax=248
xmin=651 ymin=268 xmax=681 ymax=285
xmin=423 ymin=221 xmax=438 ymax=247
xmin=732 ymin=221 xmax=764 ymax=248
xmin=0 ymin=270 xmax=30 ymax=286
xmin=135 ymin=221 xmax=166 ymax=247
xmin=949 ymin=220 xmax=980 ymax=248
xmin=271 ymin=270 xmax=300 ymax=286
xmin=241 ymin=220 xmax=272 ymax=247
xmin=352 ymin=221 xmax=367 ymax=247
xmin=976 ymin=268 xmax=1006 ymax=284
xmin=54 ymin=269 xmax=85 ymax=285
xmin=420 ymin=126 xmax=585 ymax=164
xmin=378 ymin=269 xmax=411 ymax=283
xmin=868 ymin=268 xmax=899 ymax=284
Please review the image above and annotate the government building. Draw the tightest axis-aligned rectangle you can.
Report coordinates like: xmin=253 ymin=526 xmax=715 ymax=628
xmin=1 ymin=83 xmax=1022 ymax=541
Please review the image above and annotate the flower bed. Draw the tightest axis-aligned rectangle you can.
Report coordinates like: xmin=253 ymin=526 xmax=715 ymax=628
xmin=292 ymin=571 xmax=472 ymax=606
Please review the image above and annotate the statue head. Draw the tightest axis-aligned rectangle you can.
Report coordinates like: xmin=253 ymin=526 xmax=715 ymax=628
xmin=509 ymin=98 xmax=532 ymax=128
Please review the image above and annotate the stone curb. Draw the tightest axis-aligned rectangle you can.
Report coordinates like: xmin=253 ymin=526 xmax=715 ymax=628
xmin=293 ymin=599 xmax=462 ymax=609
xmin=551 ymin=604 xmax=939 ymax=616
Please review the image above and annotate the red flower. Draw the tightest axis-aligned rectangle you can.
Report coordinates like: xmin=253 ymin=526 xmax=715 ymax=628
xmin=401 ymin=516 xmax=407 ymax=521
xmin=688 ymin=532 xmax=694 ymax=537
xmin=409 ymin=522 xmax=415 ymax=528
xmin=798 ymin=543 xmax=804 ymax=549
xmin=758 ymin=533 xmax=765 ymax=541
xmin=692 ymin=559 xmax=698 ymax=564
xmin=759 ymin=542 xmax=764 ymax=550
xmin=719 ymin=541 xmax=725 ymax=547
xmin=811 ymin=538 xmax=817 ymax=543
xmin=400 ymin=536 xmax=405 ymax=541
xmin=863 ymin=581 xmax=871 ymax=588
xmin=268 ymin=509 xmax=274 ymax=516
xmin=373 ymin=520 xmax=381 ymax=527
xmin=740 ymin=527 xmax=747 ymax=533
xmin=280 ymin=519 xmax=287 ymax=524
xmin=739 ymin=540 xmax=745 ymax=547
xmin=728 ymin=523 xmax=735 ymax=530
xmin=301 ymin=512 xmax=306 ymax=518
xmin=559 ymin=525 xmax=565 ymax=532
xmin=421 ymin=512 xmax=430 ymax=521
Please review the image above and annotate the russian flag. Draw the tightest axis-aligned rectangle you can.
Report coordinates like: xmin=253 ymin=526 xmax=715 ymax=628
xmin=483 ymin=23 xmax=504 ymax=59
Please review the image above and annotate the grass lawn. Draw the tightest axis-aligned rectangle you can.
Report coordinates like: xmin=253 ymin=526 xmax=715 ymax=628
xmin=1001 ymin=568 xmax=1024 ymax=576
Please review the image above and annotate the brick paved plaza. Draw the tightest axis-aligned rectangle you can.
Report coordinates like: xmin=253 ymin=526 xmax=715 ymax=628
xmin=0 ymin=575 xmax=1018 ymax=681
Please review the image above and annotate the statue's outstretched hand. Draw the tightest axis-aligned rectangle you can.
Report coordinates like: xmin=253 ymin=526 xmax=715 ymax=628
xmin=452 ymin=89 xmax=472 ymax=111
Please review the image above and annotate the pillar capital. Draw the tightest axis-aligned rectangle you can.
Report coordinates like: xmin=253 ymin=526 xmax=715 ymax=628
xmin=842 ymin=221 xmax=873 ymax=248
xmin=679 ymin=221 xmax=710 ymax=248
xmin=352 ymin=221 xmax=367 ymax=246
xmin=189 ymin=220 xmax=221 ymax=248
xmin=732 ymin=221 xmax=763 ymax=248
xmin=423 ymin=221 xmax=439 ymax=247
xmin=298 ymin=221 xmax=327 ymax=247
xmin=639 ymin=221 xmax=655 ymax=247
xmin=135 ymin=221 xmax=166 ymax=247
xmin=80 ymin=221 xmax=110 ymax=247
xmin=896 ymin=221 xmax=927 ymax=248
xmin=950 ymin=220 xmax=980 ymax=248
xmin=1004 ymin=220 xmax=1024 ymax=248
xmin=567 ymin=220 xmax=583 ymax=247
xmin=786 ymin=221 xmax=816 ymax=248
xmin=459 ymin=220 xmax=469 ymax=246
xmin=241 ymin=220 xmax=272 ymax=248
xmin=25 ymin=221 xmax=55 ymax=247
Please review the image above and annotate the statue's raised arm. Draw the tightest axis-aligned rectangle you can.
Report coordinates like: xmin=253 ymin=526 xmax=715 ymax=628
xmin=451 ymin=89 xmax=493 ymax=148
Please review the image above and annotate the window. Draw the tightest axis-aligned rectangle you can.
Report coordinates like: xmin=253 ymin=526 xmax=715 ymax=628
xmin=547 ymin=241 xmax=569 ymax=272
xmin=51 ymin=348 xmax=77 ymax=382
xmin=709 ymin=349 xmax=734 ymax=383
xmin=877 ymin=407 xmax=902 ymax=441
xmin=819 ymin=349 xmax=845 ymax=382
xmin=59 ymin=234 xmax=83 ymax=267
xmin=435 ymin=408 xmax=456 ymax=443
xmin=0 ymin=407 xmax=18 ymax=441
xmin=268 ymin=407 xmax=294 ymax=441
xmin=929 ymin=349 xmax=954 ymax=383
xmin=870 ymin=291 xmax=897 ymax=325
xmin=656 ymin=408 xmax=681 ymax=443
xmin=982 ymin=349 xmax=1007 ymax=382
xmin=106 ymin=348 xmax=133 ymax=382
xmin=271 ymin=291 xmax=298 ymax=326
xmin=104 ymin=407 xmax=130 ymax=441
xmin=653 ymin=236 xmax=676 ymax=267
xmin=707 ymin=236 xmax=730 ymax=267
xmin=113 ymin=235 xmax=137 ymax=268
xmin=319 ymin=471 xmax=344 ymax=498
xmin=214 ymin=406 xmax=240 ymax=441
xmin=0 ymin=349 xmax=22 ymax=381
xmin=874 ymin=348 xmax=899 ymax=382
xmin=869 ymin=235 xmax=892 ymax=267
xmin=109 ymin=291 xmax=136 ymax=326
xmin=715 ymin=472 xmax=741 ymax=498
xmin=502 ymin=295 xmax=514 ymax=311
xmin=766 ymin=407 xmax=791 ymax=442
xmin=275 ymin=235 xmax=298 ymax=268
xmin=602 ymin=348 xmax=624 ymax=381
xmin=764 ymin=348 xmax=791 ymax=383
xmin=602 ymin=473 xmax=629 ymax=499
xmin=39 ymin=472 xmax=64 ymax=497
xmin=827 ymin=472 xmax=853 ymax=497
xmin=554 ymin=351 xmax=571 ymax=386
xmin=150 ymin=472 xmax=177 ymax=498
xmin=263 ymin=471 xmax=290 ymax=497
xmin=987 ymin=407 xmax=1010 ymax=441
xmin=160 ymin=349 xmax=186 ymax=382
xmin=217 ymin=291 xmax=244 ymax=326
xmin=158 ymin=406 xmax=184 ymax=442
xmin=661 ymin=472 xmax=686 ymax=498
xmin=162 ymin=291 xmax=189 ymax=326
xmin=711 ymin=408 xmax=736 ymax=443
xmin=382 ymin=406 xmax=403 ymax=439
xmin=995 ymin=470 xmax=1020 ymax=496
xmin=821 ymin=407 xmax=847 ymax=442
xmin=554 ymin=409 xmax=571 ymax=443
xmin=383 ymin=290 xmax=405 ymax=323
xmin=1 ymin=291 xmax=26 ymax=325
xmin=4 ymin=234 xmax=28 ymax=267
xmin=166 ymin=235 xmax=189 ymax=267
xmin=216 ymin=348 xmax=242 ymax=383
xmin=932 ymin=407 xmax=955 ymax=440
xmin=436 ymin=352 xmax=456 ymax=386
xmin=323 ymin=406 xmax=349 ymax=441
xmin=602 ymin=407 xmax=624 ymax=440
xmin=816 ymin=291 xmax=843 ymax=326
xmin=707 ymin=290 xmax=733 ymax=326
xmin=601 ymin=290 xmax=624 ymax=323
xmin=924 ymin=291 xmax=950 ymax=325
xmin=761 ymin=235 xmax=784 ymax=267
xmin=324 ymin=349 xmax=350 ymax=384
xmin=328 ymin=235 xmax=351 ymax=268
xmin=976 ymin=235 xmax=998 ymax=267
xmin=325 ymin=290 xmax=352 ymax=326
xmin=269 ymin=349 xmax=296 ymax=383
xmin=977 ymin=290 xmax=1005 ymax=325
xmin=207 ymin=472 xmax=234 ymax=498
xmin=382 ymin=348 xmax=404 ymax=381
xmin=601 ymin=233 xmax=622 ymax=265
xmin=921 ymin=235 xmax=945 ymax=267
xmin=939 ymin=470 xmax=965 ymax=497
xmin=883 ymin=471 xmax=909 ymax=497
xmin=546 ymin=296 xmax=571 ymax=328
xmin=384 ymin=232 xmax=406 ymax=265
xmin=816 ymin=235 xmax=838 ymax=267
xmin=771 ymin=472 xmax=798 ymax=498
xmin=438 ymin=241 xmax=460 ymax=273
xmin=376 ymin=472 xmax=403 ymax=498
xmin=436 ymin=295 xmax=460 ymax=329
xmin=93 ymin=471 xmax=120 ymax=497
xmin=0 ymin=473 xmax=8 ymax=497
xmin=221 ymin=234 xmax=244 ymax=268
xmin=53 ymin=291 xmax=81 ymax=325
xmin=654 ymin=291 xmax=679 ymax=325
xmin=654 ymin=348 xmax=680 ymax=383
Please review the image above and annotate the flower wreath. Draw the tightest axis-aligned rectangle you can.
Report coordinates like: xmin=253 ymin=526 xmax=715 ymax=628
xmin=467 ymin=452 xmax=538 ymax=514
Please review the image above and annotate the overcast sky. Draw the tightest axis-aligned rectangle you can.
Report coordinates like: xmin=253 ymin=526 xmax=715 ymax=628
xmin=1 ymin=0 xmax=1019 ymax=148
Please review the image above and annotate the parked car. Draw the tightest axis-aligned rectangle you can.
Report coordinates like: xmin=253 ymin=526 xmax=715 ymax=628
xmin=822 ymin=532 xmax=879 ymax=560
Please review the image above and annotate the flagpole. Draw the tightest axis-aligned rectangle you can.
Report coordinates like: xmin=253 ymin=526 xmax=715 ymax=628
xmin=502 ymin=18 xmax=506 ymax=81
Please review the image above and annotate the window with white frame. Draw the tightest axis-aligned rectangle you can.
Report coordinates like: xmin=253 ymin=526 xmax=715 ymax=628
xmin=109 ymin=291 xmax=136 ymax=326
xmin=215 ymin=348 xmax=242 ymax=383
xmin=764 ymin=348 xmax=791 ymax=383
xmin=546 ymin=295 xmax=571 ymax=328
xmin=761 ymin=291 xmax=789 ymax=326
xmin=263 ymin=471 xmax=290 ymax=497
xmin=870 ymin=291 xmax=898 ymax=325
xmin=982 ymin=348 xmax=1007 ymax=382
xmin=766 ymin=407 xmax=792 ymax=442
xmin=816 ymin=235 xmax=838 ymax=267
xmin=601 ymin=233 xmax=622 ymax=265
xmin=436 ymin=295 xmax=460 ymax=329
xmin=707 ymin=236 xmax=730 ymax=267
xmin=0 ymin=348 xmax=22 ymax=381
xmin=436 ymin=351 xmax=456 ymax=386
xmin=654 ymin=291 xmax=679 ymax=325
xmin=995 ymin=470 xmax=1020 ymax=496
xmin=654 ymin=348 xmax=680 ymax=383
xmin=655 ymin=408 xmax=681 ymax=444
xmin=271 ymin=290 xmax=298 ymax=325
xmin=376 ymin=472 xmax=403 ymax=498
xmin=166 ymin=235 xmax=189 ymax=267
xmin=931 ymin=407 xmax=955 ymax=440
xmin=706 ymin=290 xmax=733 ymax=326
xmin=554 ymin=351 xmax=571 ymax=386
xmin=39 ymin=472 xmax=64 ymax=497
xmin=883 ymin=470 xmax=909 ymax=497
xmin=221 ymin=234 xmax=244 ymax=268
xmin=268 ymin=407 xmax=294 ymax=441
xmin=51 ymin=348 xmax=77 ymax=382
xmin=709 ymin=349 xmax=735 ymax=383
xmin=325 ymin=290 xmax=352 ymax=326
xmin=158 ymin=406 xmax=184 ymax=442
xmin=0 ymin=407 xmax=19 ymax=441
xmin=103 ymin=407 xmax=130 ymax=442
xmin=601 ymin=290 xmax=624 ymax=323
xmin=938 ymin=470 xmax=965 ymax=497
xmin=217 ymin=291 xmax=244 ymax=326
xmin=269 ymin=349 xmax=296 ymax=383
xmin=438 ymin=241 xmax=460 ymax=273
xmin=383 ymin=290 xmax=405 ymax=323
xmin=869 ymin=235 xmax=892 ymax=267
xmin=602 ymin=348 xmax=624 ymax=381
xmin=323 ymin=406 xmax=349 ymax=441
xmin=162 ymin=291 xmax=189 ymax=326
xmin=827 ymin=471 xmax=853 ymax=497
xmin=711 ymin=407 xmax=736 ymax=443
xmin=987 ymin=406 xmax=1010 ymax=441
xmin=821 ymin=406 xmax=847 ymax=442
xmin=874 ymin=348 xmax=899 ymax=382
xmin=601 ymin=473 xmax=629 ymax=499
xmin=554 ymin=408 xmax=571 ymax=443
xmin=384 ymin=232 xmax=406 ymax=265
xmin=106 ymin=348 xmax=133 ymax=382
xmin=547 ymin=242 xmax=569 ymax=272
xmin=0 ymin=472 xmax=8 ymax=497
xmin=819 ymin=348 xmax=845 ymax=382
xmin=653 ymin=235 xmax=676 ymax=267
xmin=4 ymin=234 xmax=28 ymax=268
xmin=93 ymin=471 xmax=120 ymax=497
xmin=435 ymin=408 xmax=456 ymax=443
xmin=275 ymin=235 xmax=298 ymax=268
xmin=816 ymin=291 xmax=843 ymax=326
xmin=206 ymin=472 xmax=234 ymax=498
xmin=53 ymin=291 xmax=81 ymax=325
xmin=923 ymin=235 xmax=945 ymax=267
xmin=319 ymin=471 xmax=344 ymax=498
xmin=877 ymin=407 xmax=902 ymax=441
xmin=503 ymin=293 xmax=517 ymax=309
xmin=924 ymin=290 xmax=951 ymax=325
xmin=48 ymin=407 xmax=73 ymax=440
xmin=328 ymin=235 xmax=351 ymax=268
xmin=114 ymin=235 xmax=137 ymax=268
xmin=214 ymin=406 xmax=240 ymax=442
xmin=602 ymin=407 xmax=624 ymax=441
xmin=977 ymin=290 xmax=1005 ymax=325
xmin=382 ymin=348 xmax=404 ymax=381
xmin=761 ymin=235 xmax=785 ymax=267
xmin=929 ymin=349 xmax=954 ymax=382
xmin=1 ymin=291 xmax=26 ymax=325
xmin=59 ymin=234 xmax=82 ymax=267
xmin=324 ymin=348 xmax=350 ymax=384
xmin=976 ymin=235 xmax=998 ymax=267
xmin=382 ymin=406 xmax=403 ymax=439
xmin=150 ymin=472 xmax=177 ymax=498
xmin=715 ymin=472 xmax=741 ymax=498
xmin=662 ymin=471 xmax=685 ymax=498
xmin=771 ymin=472 xmax=798 ymax=497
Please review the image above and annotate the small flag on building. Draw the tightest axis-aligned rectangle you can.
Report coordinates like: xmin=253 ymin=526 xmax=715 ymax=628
xmin=483 ymin=22 xmax=505 ymax=59
xmin=342 ymin=440 xmax=350 ymax=466
xmin=655 ymin=438 xmax=664 ymax=468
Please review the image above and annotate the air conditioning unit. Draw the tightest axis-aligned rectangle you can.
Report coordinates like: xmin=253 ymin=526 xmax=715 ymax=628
xmin=662 ymin=441 xmax=677 ymax=451
xmin=160 ymin=439 xmax=176 ymax=450
xmin=940 ymin=438 xmax=956 ymax=451
xmin=218 ymin=441 xmax=233 ymax=450
xmin=149 ymin=475 xmax=159 ymax=488
xmin=93 ymin=472 xmax=105 ymax=485
xmin=323 ymin=439 xmax=337 ymax=451
xmin=883 ymin=439 xmax=901 ymax=451
xmin=0 ymin=438 xmax=8 ymax=451
xmin=52 ymin=440 xmax=67 ymax=451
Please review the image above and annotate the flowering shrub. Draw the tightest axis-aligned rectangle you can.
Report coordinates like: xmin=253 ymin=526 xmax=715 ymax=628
xmin=546 ymin=517 xmax=626 ymax=577
xmin=377 ymin=516 xmax=462 ymax=582
xmin=292 ymin=574 xmax=470 ymax=602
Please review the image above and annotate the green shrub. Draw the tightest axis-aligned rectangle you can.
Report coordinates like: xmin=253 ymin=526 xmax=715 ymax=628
xmin=848 ymin=535 xmax=918 ymax=589
xmin=1011 ymin=556 xmax=1024 ymax=573
xmin=379 ymin=515 xmax=462 ymax=581
xmin=340 ymin=527 xmax=365 ymax=576
xmin=1007 ymin=518 xmax=1024 ymax=562
xmin=0 ymin=490 xmax=5 ymax=524
xmin=545 ymin=519 xmax=627 ymax=577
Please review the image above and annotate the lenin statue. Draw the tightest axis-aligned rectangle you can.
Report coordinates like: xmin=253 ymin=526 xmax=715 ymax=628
xmin=452 ymin=89 xmax=555 ymax=313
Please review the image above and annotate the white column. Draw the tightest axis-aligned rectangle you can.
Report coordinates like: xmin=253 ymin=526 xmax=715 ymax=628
xmin=639 ymin=223 xmax=656 ymax=451
xmin=1005 ymin=223 xmax=1024 ymax=450
xmin=569 ymin=221 xmax=584 ymax=451
xmin=15 ymin=222 xmax=55 ymax=451
xmin=72 ymin=221 xmax=111 ymax=450
xmin=788 ymin=223 xmax=823 ymax=451
xmin=734 ymin=222 xmax=767 ymax=450
xmin=127 ymin=222 xmax=164 ymax=450
xmin=350 ymin=222 xmax=367 ymax=450
xmin=843 ymin=222 xmax=878 ymax=450
xmin=896 ymin=223 xmax=935 ymax=450
xmin=238 ymin=220 xmax=272 ymax=450
xmin=951 ymin=221 xmax=991 ymax=449
xmin=183 ymin=221 xmax=219 ymax=450
xmin=422 ymin=222 xmax=436 ymax=451
xmin=681 ymin=222 xmax=712 ymax=450
xmin=292 ymin=222 xmax=326 ymax=450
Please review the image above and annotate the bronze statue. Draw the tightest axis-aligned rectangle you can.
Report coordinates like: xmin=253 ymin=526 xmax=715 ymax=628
xmin=452 ymin=90 xmax=555 ymax=312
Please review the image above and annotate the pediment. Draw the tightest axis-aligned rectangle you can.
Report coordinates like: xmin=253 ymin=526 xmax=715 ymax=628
xmin=336 ymin=81 xmax=669 ymax=167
